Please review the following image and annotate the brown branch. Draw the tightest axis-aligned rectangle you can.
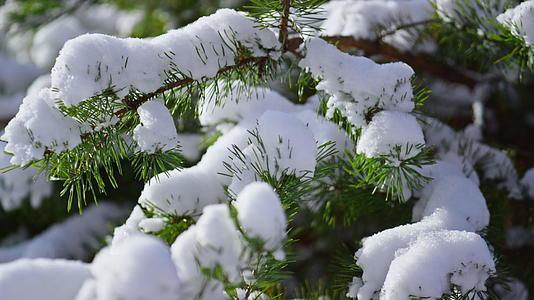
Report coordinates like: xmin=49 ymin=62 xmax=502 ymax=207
xmin=279 ymin=0 xmax=292 ymax=46
xmin=324 ymin=36 xmax=479 ymax=89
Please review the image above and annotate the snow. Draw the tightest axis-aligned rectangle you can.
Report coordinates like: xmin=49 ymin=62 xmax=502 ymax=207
xmin=111 ymin=205 xmax=147 ymax=245
xmin=1 ymin=88 xmax=82 ymax=165
xmin=31 ymin=17 xmax=86 ymax=70
xmin=381 ymin=230 xmax=495 ymax=300
xmin=74 ymin=4 xmax=143 ymax=37
xmin=351 ymin=164 xmax=491 ymax=300
xmin=199 ymin=82 xmax=299 ymax=128
xmin=50 ymin=9 xmax=279 ymax=107
xmin=520 ymin=167 xmax=534 ymax=198
xmin=494 ymin=278 xmax=530 ymax=300
xmin=497 ymin=1 xmax=534 ymax=45
xmin=2 ymin=8 xmax=281 ymax=165
xmin=320 ymin=0 xmax=435 ymax=52
xmin=138 ymin=217 xmax=166 ymax=233
xmin=295 ymin=110 xmax=354 ymax=153
xmin=89 ymin=235 xmax=181 ymax=300
xmin=436 ymin=0 xmax=505 ymax=24
xmin=176 ymin=133 xmax=203 ymax=161
xmin=423 ymin=117 xmax=522 ymax=198
xmin=170 ymin=204 xmax=243 ymax=298
xmin=133 ymin=99 xmax=179 ymax=153
xmin=227 ymin=111 xmax=317 ymax=195
xmin=0 ymin=53 xmax=41 ymax=94
xmin=0 ymin=141 xmax=52 ymax=211
xmin=0 ymin=203 xmax=127 ymax=262
xmin=351 ymin=208 xmax=476 ymax=300
xmin=299 ymin=38 xmax=414 ymax=128
xmin=194 ymin=204 xmax=243 ymax=282
xmin=234 ymin=182 xmax=287 ymax=251
xmin=138 ymin=165 xmax=225 ymax=217
xmin=356 ymin=110 xmax=425 ymax=160
xmin=412 ymin=175 xmax=489 ymax=232
xmin=197 ymin=121 xmax=253 ymax=185
xmin=0 ymin=258 xmax=91 ymax=300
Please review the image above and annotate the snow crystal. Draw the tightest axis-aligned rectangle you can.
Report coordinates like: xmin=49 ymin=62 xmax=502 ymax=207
xmin=0 ymin=258 xmax=90 ymax=300
xmin=90 ymin=235 xmax=181 ymax=300
xmin=299 ymin=38 xmax=414 ymax=128
xmin=381 ymin=230 xmax=495 ymax=300
xmin=138 ymin=165 xmax=225 ymax=217
xmin=234 ymin=182 xmax=287 ymax=251
xmin=357 ymin=110 xmax=424 ymax=159
xmin=133 ymin=99 xmax=179 ymax=153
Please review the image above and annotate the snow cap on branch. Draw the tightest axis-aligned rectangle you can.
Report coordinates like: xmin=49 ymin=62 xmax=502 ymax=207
xmin=138 ymin=165 xmax=225 ymax=217
xmin=51 ymin=8 xmax=280 ymax=107
xmin=227 ymin=110 xmax=317 ymax=195
xmin=133 ymin=99 xmax=179 ymax=154
xmin=87 ymin=235 xmax=181 ymax=300
xmin=235 ymin=182 xmax=287 ymax=252
xmin=381 ymin=230 xmax=494 ymax=300
xmin=299 ymin=38 xmax=414 ymax=128
xmin=1 ymin=88 xmax=82 ymax=165
xmin=497 ymin=0 xmax=534 ymax=45
xmin=356 ymin=110 xmax=425 ymax=160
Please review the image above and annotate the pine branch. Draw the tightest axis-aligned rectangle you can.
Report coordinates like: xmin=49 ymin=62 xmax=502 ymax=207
xmin=323 ymin=36 xmax=480 ymax=89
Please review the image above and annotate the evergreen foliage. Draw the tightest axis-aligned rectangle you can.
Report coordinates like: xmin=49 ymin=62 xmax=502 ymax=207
xmin=0 ymin=0 xmax=533 ymax=299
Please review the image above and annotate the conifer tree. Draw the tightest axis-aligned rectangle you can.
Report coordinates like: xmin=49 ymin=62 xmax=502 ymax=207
xmin=0 ymin=0 xmax=533 ymax=299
